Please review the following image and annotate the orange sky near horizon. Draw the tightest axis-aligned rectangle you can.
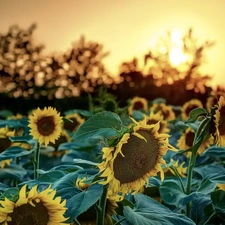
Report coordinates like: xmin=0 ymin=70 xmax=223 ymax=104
xmin=0 ymin=0 xmax=225 ymax=87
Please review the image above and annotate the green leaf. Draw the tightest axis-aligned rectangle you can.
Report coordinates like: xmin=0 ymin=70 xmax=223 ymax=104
xmin=0 ymin=117 xmax=28 ymax=129
xmin=196 ymin=179 xmax=217 ymax=195
xmin=19 ymin=170 xmax=66 ymax=188
xmin=73 ymin=158 xmax=98 ymax=166
xmin=10 ymin=135 xmax=36 ymax=145
xmin=160 ymin=180 xmax=204 ymax=207
xmin=191 ymin=197 xmax=212 ymax=224
xmin=194 ymin=164 xmax=225 ymax=183
xmin=0 ymin=187 xmax=19 ymax=201
xmin=0 ymin=146 xmax=34 ymax=161
xmin=202 ymin=146 xmax=225 ymax=158
xmin=0 ymin=164 xmax=27 ymax=181
xmin=186 ymin=108 xmax=207 ymax=122
xmin=131 ymin=110 xmax=145 ymax=121
xmin=71 ymin=111 xmax=128 ymax=146
xmin=0 ymin=110 xmax=13 ymax=119
xmin=211 ymin=190 xmax=225 ymax=213
xmin=122 ymin=193 xmax=195 ymax=225
xmin=52 ymin=172 xmax=103 ymax=222
xmin=0 ymin=183 xmax=10 ymax=195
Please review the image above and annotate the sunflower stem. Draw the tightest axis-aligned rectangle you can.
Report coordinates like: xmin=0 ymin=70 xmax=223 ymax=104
xmin=114 ymin=217 xmax=126 ymax=225
xmin=185 ymin=117 xmax=210 ymax=218
xmin=34 ymin=142 xmax=40 ymax=179
xmin=170 ymin=167 xmax=186 ymax=194
xmin=96 ymin=185 xmax=108 ymax=225
xmin=202 ymin=212 xmax=216 ymax=225
xmin=185 ymin=150 xmax=197 ymax=218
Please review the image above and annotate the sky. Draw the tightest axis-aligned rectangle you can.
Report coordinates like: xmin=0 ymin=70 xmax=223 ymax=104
xmin=0 ymin=0 xmax=225 ymax=87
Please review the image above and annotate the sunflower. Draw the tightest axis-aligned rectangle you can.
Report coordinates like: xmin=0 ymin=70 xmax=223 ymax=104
xmin=214 ymin=95 xmax=225 ymax=146
xmin=63 ymin=113 xmax=85 ymax=133
xmin=144 ymin=111 xmax=170 ymax=133
xmin=150 ymin=103 xmax=175 ymax=121
xmin=98 ymin=118 xmax=176 ymax=199
xmin=0 ymin=184 xmax=68 ymax=225
xmin=177 ymin=127 xmax=213 ymax=156
xmin=181 ymin=99 xmax=203 ymax=120
xmin=28 ymin=107 xmax=63 ymax=146
xmin=0 ymin=127 xmax=15 ymax=168
xmin=128 ymin=96 xmax=148 ymax=116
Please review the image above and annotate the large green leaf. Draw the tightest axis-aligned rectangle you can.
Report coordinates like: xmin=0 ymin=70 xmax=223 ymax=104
xmin=191 ymin=197 xmax=211 ymax=224
xmin=19 ymin=170 xmax=66 ymax=189
xmin=10 ymin=135 xmax=36 ymax=145
xmin=52 ymin=172 xmax=103 ymax=222
xmin=122 ymin=193 xmax=195 ymax=225
xmin=186 ymin=108 xmax=207 ymax=123
xmin=0 ymin=187 xmax=19 ymax=202
xmin=0 ymin=146 xmax=34 ymax=161
xmin=160 ymin=179 xmax=204 ymax=207
xmin=193 ymin=163 xmax=225 ymax=183
xmin=0 ymin=117 xmax=28 ymax=129
xmin=196 ymin=179 xmax=217 ymax=195
xmin=0 ymin=164 xmax=27 ymax=181
xmin=202 ymin=146 xmax=225 ymax=158
xmin=71 ymin=111 xmax=129 ymax=146
xmin=211 ymin=190 xmax=225 ymax=214
xmin=0 ymin=183 xmax=10 ymax=195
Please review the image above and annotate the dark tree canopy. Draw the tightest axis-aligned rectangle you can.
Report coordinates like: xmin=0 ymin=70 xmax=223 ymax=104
xmin=0 ymin=24 xmax=113 ymax=99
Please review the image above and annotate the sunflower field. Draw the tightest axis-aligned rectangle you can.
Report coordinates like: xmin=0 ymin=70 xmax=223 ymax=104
xmin=0 ymin=92 xmax=225 ymax=225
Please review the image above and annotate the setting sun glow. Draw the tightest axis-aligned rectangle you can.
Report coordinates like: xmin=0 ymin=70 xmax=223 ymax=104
xmin=169 ymin=31 xmax=189 ymax=66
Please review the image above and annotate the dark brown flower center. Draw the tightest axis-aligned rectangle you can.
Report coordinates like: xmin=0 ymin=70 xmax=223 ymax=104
xmin=218 ymin=105 xmax=225 ymax=135
xmin=63 ymin=117 xmax=79 ymax=132
xmin=0 ymin=138 xmax=11 ymax=152
xmin=185 ymin=105 xmax=198 ymax=118
xmin=113 ymin=129 xmax=159 ymax=184
xmin=185 ymin=131 xmax=195 ymax=147
xmin=133 ymin=101 xmax=144 ymax=110
xmin=146 ymin=119 xmax=157 ymax=125
xmin=8 ymin=202 xmax=49 ymax=225
xmin=37 ymin=116 xmax=55 ymax=136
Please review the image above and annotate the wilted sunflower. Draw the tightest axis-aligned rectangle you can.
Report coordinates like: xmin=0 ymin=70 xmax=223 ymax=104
xmin=98 ymin=118 xmax=176 ymax=199
xmin=28 ymin=107 xmax=63 ymax=146
xmin=63 ymin=113 xmax=85 ymax=133
xmin=214 ymin=95 xmax=225 ymax=146
xmin=150 ymin=103 xmax=175 ymax=121
xmin=177 ymin=127 xmax=213 ymax=156
xmin=0 ymin=184 xmax=68 ymax=225
xmin=144 ymin=111 xmax=170 ymax=133
xmin=128 ymin=96 xmax=148 ymax=115
xmin=181 ymin=99 xmax=203 ymax=120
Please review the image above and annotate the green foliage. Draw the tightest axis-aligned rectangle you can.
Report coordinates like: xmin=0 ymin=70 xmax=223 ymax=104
xmin=122 ymin=194 xmax=195 ymax=225
xmin=0 ymin=94 xmax=224 ymax=225
xmin=72 ymin=111 xmax=130 ymax=147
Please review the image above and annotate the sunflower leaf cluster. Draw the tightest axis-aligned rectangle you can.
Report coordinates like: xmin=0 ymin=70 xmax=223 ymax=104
xmin=0 ymin=94 xmax=225 ymax=225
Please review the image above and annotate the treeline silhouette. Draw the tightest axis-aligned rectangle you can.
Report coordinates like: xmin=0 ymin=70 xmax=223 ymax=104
xmin=0 ymin=24 xmax=218 ymax=114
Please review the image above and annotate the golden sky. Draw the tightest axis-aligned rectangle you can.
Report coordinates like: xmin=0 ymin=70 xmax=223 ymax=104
xmin=0 ymin=0 xmax=225 ymax=87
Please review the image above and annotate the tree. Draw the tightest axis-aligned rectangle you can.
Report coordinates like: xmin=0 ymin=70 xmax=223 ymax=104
xmin=0 ymin=24 xmax=113 ymax=100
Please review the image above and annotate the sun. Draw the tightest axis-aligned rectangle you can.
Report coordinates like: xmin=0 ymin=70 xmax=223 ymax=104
xmin=169 ymin=31 xmax=189 ymax=66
